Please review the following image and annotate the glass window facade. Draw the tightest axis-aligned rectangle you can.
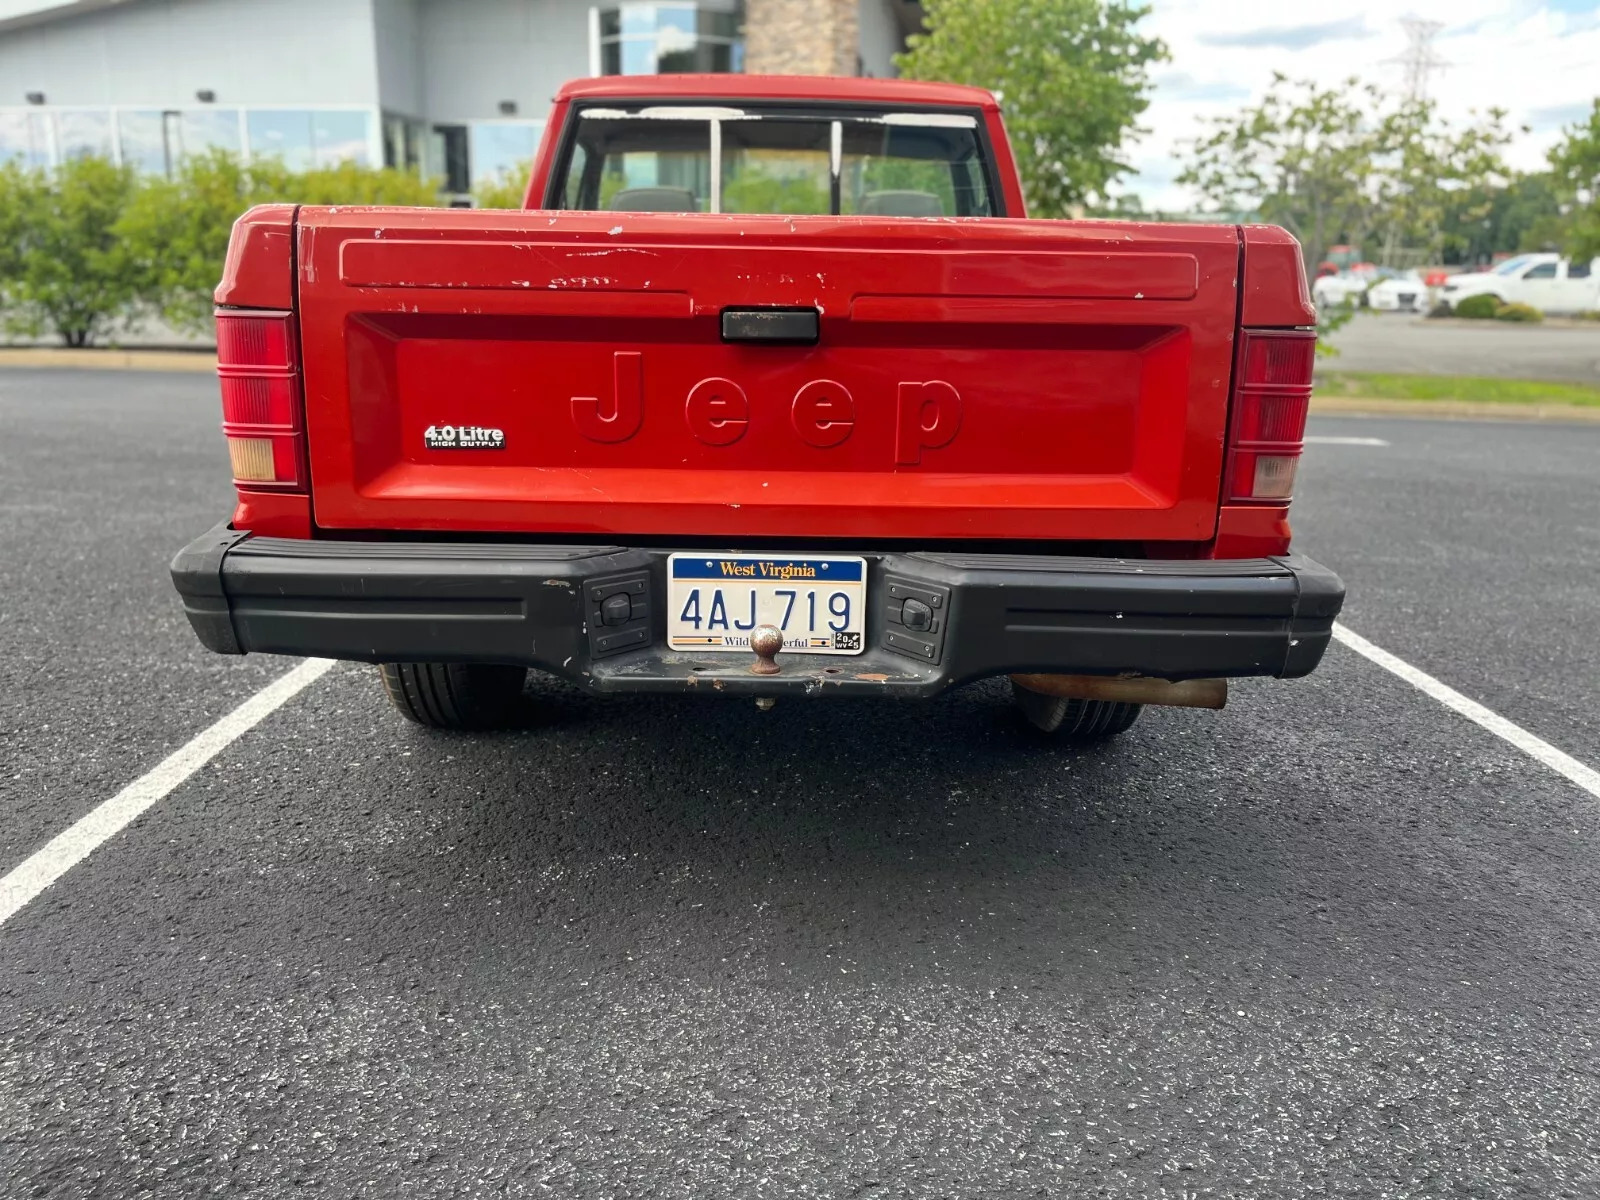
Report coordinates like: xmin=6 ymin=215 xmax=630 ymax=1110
xmin=598 ymin=2 xmax=744 ymax=75
xmin=0 ymin=106 xmax=371 ymax=175
xmin=178 ymin=108 xmax=243 ymax=159
xmin=116 ymin=110 xmax=171 ymax=175
xmin=311 ymin=111 xmax=372 ymax=167
xmin=0 ymin=111 xmax=53 ymax=168
xmin=55 ymin=110 xmax=113 ymax=162
xmin=247 ymin=111 xmax=313 ymax=170
xmin=248 ymin=110 xmax=372 ymax=170
xmin=383 ymin=113 xmax=424 ymax=173
xmin=432 ymin=125 xmax=471 ymax=194
xmin=470 ymin=122 xmax=544 ymax=188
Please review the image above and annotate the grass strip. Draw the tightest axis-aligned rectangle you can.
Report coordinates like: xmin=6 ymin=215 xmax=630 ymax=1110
xmin=1316 ymin=371 xmax=1600 ymax=407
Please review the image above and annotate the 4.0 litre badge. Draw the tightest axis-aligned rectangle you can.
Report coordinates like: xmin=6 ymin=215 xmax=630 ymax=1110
xmin=424 ymin=424 xmax=505 ymax=450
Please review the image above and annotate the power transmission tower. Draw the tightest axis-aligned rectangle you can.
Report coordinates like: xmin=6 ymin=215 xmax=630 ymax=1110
xmin=1379 ymin=18 xmax=1451 ymax=268
xmin=1388 ymin=17 xmax=1449 ymax=104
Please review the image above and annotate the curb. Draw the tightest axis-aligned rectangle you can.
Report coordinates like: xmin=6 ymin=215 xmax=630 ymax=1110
xmin=1312 ymin=396 xmax=1600 ymax=423
xmin=0 ymin=348 xmax=216 ymax=373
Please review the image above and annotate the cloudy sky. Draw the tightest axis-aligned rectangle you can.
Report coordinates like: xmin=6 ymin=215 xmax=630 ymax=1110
xmin=1127 ymin=0 xmax=1600 ymax=210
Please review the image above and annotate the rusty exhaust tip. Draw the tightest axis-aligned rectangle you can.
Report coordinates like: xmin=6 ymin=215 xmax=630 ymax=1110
xmin=1011 ymin=673 xmax=1228 ymax=710
xmin=749 ymin=624 xmax=784 ymax=675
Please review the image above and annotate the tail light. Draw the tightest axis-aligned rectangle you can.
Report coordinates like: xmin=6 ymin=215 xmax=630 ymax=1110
xmin=1226 ymin=329 xmax=1315 ymax=503
xmin=215 ymin=309 xmax=305 ymax=491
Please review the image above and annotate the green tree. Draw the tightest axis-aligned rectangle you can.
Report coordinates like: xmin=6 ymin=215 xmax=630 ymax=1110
xmin=895 ymin=0 xmax=1166 ymax=217
xmin=1373 ymin=102 xmax=1516 ymax=266
xmin=1548 ymin=98 xmax=1600 ymax=262
xmin=0 ymin=161 xmax=28 ymax=285
xmin=1506 ymin=174 xmax=1575 ymax=254
xmin=722 ymin=162 xmax=830 ymax=214
xmin=474 ymin=163 xmax=531 ymax=209
xmin=1179 ymin=76 xmax=1513 ymax=274
xmin=1315 ymin=303 xmax=1357 ymax=357
xmin=117 ymin=151 xmax=280 ymax=335
xmin=295 ymin=158 xmax=440 ymax=207
xmin=1086 ymin=190 xmax=1147 ymax=219
xmin=1437 ymin=171 xmax=1565 ymax=263
xmin=117 ymin=150 xmax=439 ymax=335
xmin=1179 ymin=76 xmax=1384 ymax=274
xmin=0 ymin=156 xmax=142 ymax=347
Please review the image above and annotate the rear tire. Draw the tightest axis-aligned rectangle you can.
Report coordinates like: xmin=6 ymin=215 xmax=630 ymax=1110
xmin=378 ymin=662 xmax=528 ymax=730
xmin=1011 ymin=680 xmax=1142 ymax=742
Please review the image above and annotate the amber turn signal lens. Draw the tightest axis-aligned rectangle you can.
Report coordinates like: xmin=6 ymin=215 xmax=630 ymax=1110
xmin=226 ymin=436 xmax=278 ymax=483
xmin=1251 ymin=454 xmax=1299 ymax=500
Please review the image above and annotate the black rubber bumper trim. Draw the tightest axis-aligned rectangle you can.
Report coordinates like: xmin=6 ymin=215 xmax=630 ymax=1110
xmin=1276 ymin=553 xmax=1345 ymax=678
xmin=169 ymin=528 xmax=1346 ymax=697
xmin=169 ymin=523 xmax=250 ymax=654
xmin=903 ymin=551 xmax=1340 ymax=684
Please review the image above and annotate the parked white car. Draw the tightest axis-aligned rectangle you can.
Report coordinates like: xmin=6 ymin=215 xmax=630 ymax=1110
xmin=1439 ymin=254 xmax=1600 ymax=314
xmin=1367 ymin=271 xmax=1430 ymax=312
xmin=1312 ymin=272 xmax=1373 ymax=309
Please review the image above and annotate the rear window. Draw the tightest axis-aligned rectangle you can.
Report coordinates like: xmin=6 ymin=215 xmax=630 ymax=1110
xmin=555 ymin=105 xmax=997 ymax=218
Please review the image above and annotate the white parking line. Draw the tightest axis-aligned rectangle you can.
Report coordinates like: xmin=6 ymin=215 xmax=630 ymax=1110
xmin=1333 ymin=624 xmax=1600 ymax=800
xmin=1305 ymin=436 xmax=1390 ymax=446
xmin=9 ymin=623 xmax=1597 ymax=927
xmin=0 ymin=658 xmax=335 ymax=929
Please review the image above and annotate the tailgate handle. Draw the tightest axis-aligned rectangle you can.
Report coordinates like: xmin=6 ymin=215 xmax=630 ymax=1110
xmin=721 ymin=307 xmax=819 ymax=345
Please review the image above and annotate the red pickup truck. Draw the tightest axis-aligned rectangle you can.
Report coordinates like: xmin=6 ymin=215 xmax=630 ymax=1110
xmin=172 ymin=74 xmax=1343 ymax=741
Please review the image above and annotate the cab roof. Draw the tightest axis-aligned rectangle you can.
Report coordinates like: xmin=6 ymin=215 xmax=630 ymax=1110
xmin=555 ymin=74 xmax=1000 ymax=111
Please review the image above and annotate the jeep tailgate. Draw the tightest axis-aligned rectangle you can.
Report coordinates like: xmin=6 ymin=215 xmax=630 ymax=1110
xmin=294 ymin=208 xmax=1244 ymax=541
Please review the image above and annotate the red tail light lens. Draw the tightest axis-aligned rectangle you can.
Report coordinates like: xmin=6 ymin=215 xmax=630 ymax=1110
xmin=219 ymin=374 xmax=299 ymax=427
xmin=1227 ymin=329 xmax=1315 ymax=503
xmin=217 ymin=312 xmax=293 ymax=370
xmin=1232 ymin=391 xmax=1311 ymax=445
xmin=1241 ymin=331 xmax=1315 ymax=387
xmin=215 ymin=310 xmax=305 ymax=491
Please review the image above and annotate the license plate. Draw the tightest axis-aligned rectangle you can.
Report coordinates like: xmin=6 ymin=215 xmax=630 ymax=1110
xmin=667 ymin=554 xmax=866 ymax=655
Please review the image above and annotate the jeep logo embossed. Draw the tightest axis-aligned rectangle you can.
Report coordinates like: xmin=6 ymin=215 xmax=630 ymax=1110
xmin=569 ymin=351 xmax=960 ymax=462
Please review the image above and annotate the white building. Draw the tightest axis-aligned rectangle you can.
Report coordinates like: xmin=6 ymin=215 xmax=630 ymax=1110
xmin=0 ymin=0 xmax=919 ymax=197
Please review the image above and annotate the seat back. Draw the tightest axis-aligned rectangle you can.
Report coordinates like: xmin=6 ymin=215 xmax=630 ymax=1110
xmin=609 ymin=187 xmax=699 ymax=212
xmin=860 ymin=190 xmax=944 ymax=217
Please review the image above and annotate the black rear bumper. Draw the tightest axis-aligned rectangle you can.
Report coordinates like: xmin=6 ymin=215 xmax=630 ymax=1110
xmin=171 ymin=525 xmax=1344 ymax=698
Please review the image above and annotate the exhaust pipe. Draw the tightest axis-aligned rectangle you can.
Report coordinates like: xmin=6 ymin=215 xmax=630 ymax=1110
xmin=1011 ymin=673 xmax=1228 ymax=710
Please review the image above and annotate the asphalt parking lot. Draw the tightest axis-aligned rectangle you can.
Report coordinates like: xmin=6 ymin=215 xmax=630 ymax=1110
xmin=1326 ymin=311 xmax=1600 ymax=384
xmin=3 ymin=369 xmax=1599 ymax=1198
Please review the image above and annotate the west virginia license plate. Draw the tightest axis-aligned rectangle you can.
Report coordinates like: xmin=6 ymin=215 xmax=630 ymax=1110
xmin=667 ymin=554 xmax=867 ymax=655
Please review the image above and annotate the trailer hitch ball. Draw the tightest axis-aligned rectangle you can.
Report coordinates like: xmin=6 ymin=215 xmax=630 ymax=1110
xmin=749 ymin=625 xmax=784 ymax=676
